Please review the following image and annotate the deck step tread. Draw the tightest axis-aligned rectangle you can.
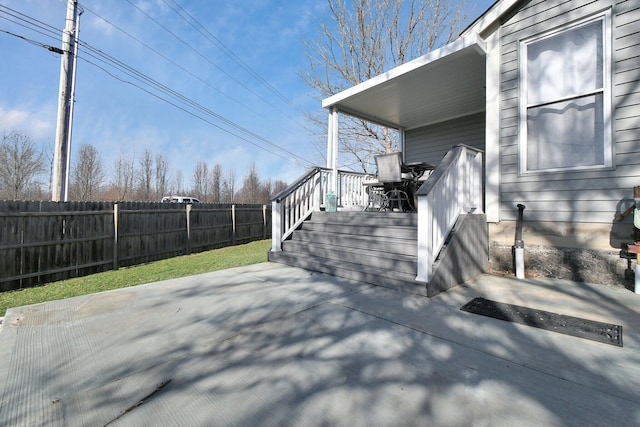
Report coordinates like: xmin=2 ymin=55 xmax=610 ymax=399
xmin=289 ymin=231 xmax=417 ymax=256
xmin=268 ymin=251 xmax=427 ymax=296
xmin=311 ymin=211 xmax=418 ymax=226
xmin=300 ymin=223 xmax=417 ymax=240
xmin=281 ymin=240 xmax=417 ymax=274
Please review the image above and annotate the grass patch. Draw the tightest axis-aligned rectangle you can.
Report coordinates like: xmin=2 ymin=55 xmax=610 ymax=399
xmin=0 ymin=239 xmax=271 ymax=318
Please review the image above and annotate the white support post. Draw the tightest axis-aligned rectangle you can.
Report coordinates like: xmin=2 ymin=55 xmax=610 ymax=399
xmin=484 ymin=29 xmax=501 ymax=222
xmin=330 ymin=108 xmax=339 ymax=193
xmin=326 ymin=109 xmax=334 ymax=170
xmin=271 ymin=199 xmax=282 ymax=251
xmin=474 ymin=152 xmax=484 ymax=213
xmin=416 ymin=194 xmax=432 ymax=282
xmin=457 ymin=148 xmax=465 ymax=216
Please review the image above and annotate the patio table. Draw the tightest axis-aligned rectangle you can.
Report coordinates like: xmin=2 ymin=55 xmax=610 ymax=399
xmin=363 ymin=161 xmax=433 ymax=211
xmin=401 ymin=162 xmax=434 ymax=208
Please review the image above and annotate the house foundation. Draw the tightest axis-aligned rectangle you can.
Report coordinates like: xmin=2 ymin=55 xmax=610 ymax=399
xmin=488 ymin=221 xmax=635 ymax=289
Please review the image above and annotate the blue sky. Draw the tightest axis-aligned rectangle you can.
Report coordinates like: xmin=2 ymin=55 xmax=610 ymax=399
xmin=0 ymin=0 xmax=495 ymax=190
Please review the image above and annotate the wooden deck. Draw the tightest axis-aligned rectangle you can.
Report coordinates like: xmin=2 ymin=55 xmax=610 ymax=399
xmin=269 ymin=211 xmax=488 ymax=297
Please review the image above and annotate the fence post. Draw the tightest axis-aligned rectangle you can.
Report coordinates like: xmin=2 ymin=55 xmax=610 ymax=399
xmin=113 ymin=203 xmax=119 ymax=270
xmin=231 ymin=204 xmax=236 ymax=245
xmin=19 ymin=214 xmax=25 ymax=288
xmin=262 ymin=204 xmax=267 ymax=240
xmin=186 ymin=204 xmax=192 ymax=254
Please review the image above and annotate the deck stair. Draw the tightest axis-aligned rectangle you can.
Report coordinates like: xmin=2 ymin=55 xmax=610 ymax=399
xmin=268 ymin=211 xmax=429 ymax=295
xmin=269 ymin=210 xmax=488 ymax=297
xmin=269 ymin=146 xmax=487 ymax=297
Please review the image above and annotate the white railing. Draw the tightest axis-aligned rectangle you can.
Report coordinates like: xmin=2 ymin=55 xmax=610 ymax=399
xmin=337 ymin=170 xmax=371 ymax=208
xmin=416 ymin=145 xmax=484 ymax=282
xmin=271 ymin=168 xmax=370 ymax=251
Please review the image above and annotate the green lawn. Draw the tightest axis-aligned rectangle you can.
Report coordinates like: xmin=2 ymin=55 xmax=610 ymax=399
xmin=0 ymin=239 xmax=271 ymax=318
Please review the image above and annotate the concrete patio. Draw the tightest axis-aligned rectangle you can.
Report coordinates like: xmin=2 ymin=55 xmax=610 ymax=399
xmin=0 ymin=262 xmax=639 ymax=426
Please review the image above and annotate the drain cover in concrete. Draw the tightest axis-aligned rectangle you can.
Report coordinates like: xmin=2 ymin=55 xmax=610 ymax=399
xmin=461 ymin=297 xmax=623 ymax=347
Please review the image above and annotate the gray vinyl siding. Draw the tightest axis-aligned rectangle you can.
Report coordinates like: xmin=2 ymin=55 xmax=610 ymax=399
xmin=404 ymin=112 xmax=485 ymax=166
xmin=498 ymin=0 xmax=640 ymax=223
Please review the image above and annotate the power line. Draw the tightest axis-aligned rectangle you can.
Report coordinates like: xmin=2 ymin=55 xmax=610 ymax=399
xmin=80 ymin=5 xmax=269 ymax=121
xmin=162 ymin=0 xmax=299 ymax=110
xmin=76 ymin=41 xmax=313 ymax=167
xmin=0 ymin=7 xmax=314 ymax=169
xmin=122 ymin=0 xmax=295 ymax=120
xmin=0 ymin=5 xmax=62 ymax=44
xmin=82 ymin=54 xmax=308 ymax=166
xmin=0 ymin=4 xmax=60 ymax=39
xmin=1 ymin=4 xmax=272 ymax=124
xmin=0 ymin=25 xmax=312 ymax=167
xmin=0 ymin=28 xmax=62 ymax=53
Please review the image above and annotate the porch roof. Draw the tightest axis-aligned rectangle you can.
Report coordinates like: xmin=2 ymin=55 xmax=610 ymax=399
xmin=322 ymin=34 xmax=487 ymax=131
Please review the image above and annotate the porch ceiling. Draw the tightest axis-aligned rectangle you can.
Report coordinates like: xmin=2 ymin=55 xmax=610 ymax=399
xmin=322 ymin=34 xmax=487 ymax=131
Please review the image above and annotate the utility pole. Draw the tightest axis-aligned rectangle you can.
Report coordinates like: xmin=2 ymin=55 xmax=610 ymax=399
xmin=52 ymin=0 xmax=80 ymax=201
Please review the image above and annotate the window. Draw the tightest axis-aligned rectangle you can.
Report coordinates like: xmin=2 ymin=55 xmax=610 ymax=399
xmin=519 ymin=12 xmax=611 ymax=173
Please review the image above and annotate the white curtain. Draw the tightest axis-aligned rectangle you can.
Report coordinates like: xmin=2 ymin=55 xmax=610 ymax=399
xmin=527 ymin=21 xmax=602 ymax=104
xmin=525 ymin=20 xmax=604 ymax=171
xmin=527 ymin=95 xmax=604 ymax=170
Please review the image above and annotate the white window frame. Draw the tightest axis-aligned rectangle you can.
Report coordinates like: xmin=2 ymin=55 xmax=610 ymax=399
xmin=518 ymin=10 xmax=612 ymax=175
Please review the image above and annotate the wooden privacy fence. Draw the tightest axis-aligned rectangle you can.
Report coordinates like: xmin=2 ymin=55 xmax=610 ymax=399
xmin=0 ymin=201 xmax=271 ymax=291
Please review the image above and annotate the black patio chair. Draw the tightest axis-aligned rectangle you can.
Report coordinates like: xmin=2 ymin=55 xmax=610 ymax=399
xmin=374 ymin=152 xmax=413 ymax=212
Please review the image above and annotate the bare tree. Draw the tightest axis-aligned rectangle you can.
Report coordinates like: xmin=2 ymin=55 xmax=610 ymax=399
xmin=155 ymin=153 xmax=170 ymax=200
xmin=112 ymin=151 xmax=135 ymax=201
xmin=137 ymin=149 xmax=154 ymax=201
xmin=42 ymin=143 xmax=55 ymax=198
xmin=301 ymin=0 xmax=467 ymax=171
xmin=263 ymin=179 xmax=289 ymax=203
xmin=260 ymin=179 xmax=289 ymax=204
xmin=0 ymin=131 xmax=45 ymax=200
xmin=272 ymin=180 xmax=289 ymax=196
xmin=173 ymin=170 xmax=184 ymax=195
xmin=70 ymin=143 xmax=105 ymax=201
xmin=221 ymin=168 xmax=236 ymax=203
xmin=191 ymin=161 xmax=209 ymax=201
xmin=209 ymin=163 xmax=223 ymax=203
xmin=238 ymin=162 xmax=262 ymax=203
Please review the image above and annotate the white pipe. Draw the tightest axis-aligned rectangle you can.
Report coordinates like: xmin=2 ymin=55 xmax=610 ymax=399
xmin=515 ymin=247 xmax=525 ymax=279
xmin=514 ymin=204 xmax=526 ymax=279
xmin=635 ymin=263 xmax=640 ymax=295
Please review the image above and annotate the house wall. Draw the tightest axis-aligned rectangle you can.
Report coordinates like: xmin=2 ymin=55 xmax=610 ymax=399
xmin=493 ymin=0 xmax=640 ymax=285
xmin=404 ymin=112 xmax=485 ymax=165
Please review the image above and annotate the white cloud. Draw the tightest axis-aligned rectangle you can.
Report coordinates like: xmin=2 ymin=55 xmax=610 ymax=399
xmin=0 ymin=106 xmax=54 ymax=140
